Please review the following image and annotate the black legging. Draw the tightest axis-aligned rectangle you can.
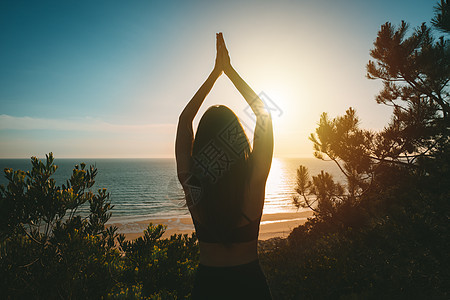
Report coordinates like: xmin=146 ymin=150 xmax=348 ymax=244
xmin=191 ymin=259 xmax=272 ymax=300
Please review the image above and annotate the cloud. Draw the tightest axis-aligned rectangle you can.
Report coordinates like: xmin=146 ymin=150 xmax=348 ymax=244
xmin=0 ymin=114 xmax=175 ymax=133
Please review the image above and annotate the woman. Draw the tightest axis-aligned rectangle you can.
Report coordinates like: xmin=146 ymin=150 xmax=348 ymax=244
xmin=176 ymin=32 xmax=273 ymax=299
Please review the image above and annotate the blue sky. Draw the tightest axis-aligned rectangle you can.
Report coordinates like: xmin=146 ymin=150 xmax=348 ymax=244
xmin=0 ymin=0 xmax=437 ymax=158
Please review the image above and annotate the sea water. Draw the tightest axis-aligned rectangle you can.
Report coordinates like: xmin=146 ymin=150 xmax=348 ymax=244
xmin=0 ymin=157 xmax=344 ymax=223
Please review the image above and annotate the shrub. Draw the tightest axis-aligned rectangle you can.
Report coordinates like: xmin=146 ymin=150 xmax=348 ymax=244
xmin=0 ymin=153 xmax=200 ymax=299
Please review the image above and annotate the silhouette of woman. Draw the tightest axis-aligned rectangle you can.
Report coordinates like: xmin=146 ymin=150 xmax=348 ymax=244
xmin=176 ymin=32 xmax=273 ymax=299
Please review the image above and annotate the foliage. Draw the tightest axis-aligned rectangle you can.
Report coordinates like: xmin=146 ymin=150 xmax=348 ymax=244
xmin=0 ymin=153 xmax=199 ymax=299
xmin=293 ymin=108 xmax=372 ymax=226
xmin=432 ymin=0 xmax=450 ymax=34
xmin=111 ymin=224 xmax=199 ymax=299
xmin=293 ymin=3 xmax=450 ymax=225
xmin=0 ymin=153 xmax=120 ymax=298
xmin=269 ymin=2 xmax=450 ymax=298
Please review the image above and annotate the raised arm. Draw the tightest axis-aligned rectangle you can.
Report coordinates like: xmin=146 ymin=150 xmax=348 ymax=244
xmin=218 ymin=33 xmax=274 ymax=181
xmin=175 ymin=36 xmax=223 ymax=182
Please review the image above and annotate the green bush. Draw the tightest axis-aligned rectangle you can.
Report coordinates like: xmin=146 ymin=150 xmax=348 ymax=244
xmin=0 ymin=153 xmax=199 ymax=299
xmin=260 ymin=2 xmax=450 ymax=298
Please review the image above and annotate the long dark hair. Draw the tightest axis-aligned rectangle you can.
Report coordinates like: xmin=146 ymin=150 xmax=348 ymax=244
xmin=189 ymin=105 xmax=251 ymax=238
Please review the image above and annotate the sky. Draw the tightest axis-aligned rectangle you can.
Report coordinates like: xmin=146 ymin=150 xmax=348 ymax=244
xmin=0 ymin=0 xmax=437 ymax=158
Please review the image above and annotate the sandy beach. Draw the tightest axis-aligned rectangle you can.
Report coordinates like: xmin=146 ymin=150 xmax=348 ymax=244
xmin=110 ymin=210 xmax=313 ymax=241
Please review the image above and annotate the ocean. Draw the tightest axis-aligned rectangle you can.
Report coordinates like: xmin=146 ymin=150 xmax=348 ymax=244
xmin=0 ymin=157 xmax=344 ymax=223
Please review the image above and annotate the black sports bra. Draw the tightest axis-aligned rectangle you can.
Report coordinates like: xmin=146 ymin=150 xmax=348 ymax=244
xmin=193 ymin=213 xmax=261 ymax=243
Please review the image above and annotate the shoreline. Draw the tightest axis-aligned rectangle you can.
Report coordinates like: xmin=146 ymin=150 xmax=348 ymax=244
xmin=109 ymin=211 xmax=313 ymax=241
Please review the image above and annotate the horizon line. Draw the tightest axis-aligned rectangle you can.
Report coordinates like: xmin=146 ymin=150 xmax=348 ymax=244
xmin=0 ymin=155 xmax=315 ymax=160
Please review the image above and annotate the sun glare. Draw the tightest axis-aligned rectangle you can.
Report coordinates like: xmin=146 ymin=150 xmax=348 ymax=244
xmin=265 ymin=158 xmax=284 ymax=195
xmin=263 ymin=158 xmax=290 ymax=214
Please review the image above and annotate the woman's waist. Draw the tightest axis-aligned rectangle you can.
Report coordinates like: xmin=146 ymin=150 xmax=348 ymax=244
xmin=192 ymin=214 xmax=262 ymax=244
xmin=198 ymin=240 xmax=258 ymax=267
